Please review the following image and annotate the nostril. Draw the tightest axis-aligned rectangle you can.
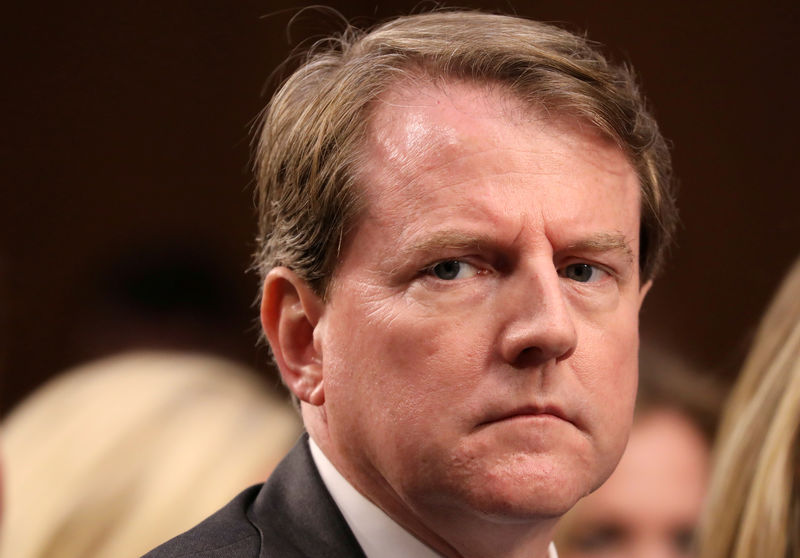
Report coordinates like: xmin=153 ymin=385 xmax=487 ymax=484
xmin=555 ymin=344 xmax=575 ymax=362
xmin=510 ymin=346 xmax=550 ymax=369
xmin=506 ymin=326 xmax=576 ymax=368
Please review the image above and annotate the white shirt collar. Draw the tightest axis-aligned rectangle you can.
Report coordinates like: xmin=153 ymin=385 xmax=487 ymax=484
xmin=308 ymin=438 xmax=558 ymax=558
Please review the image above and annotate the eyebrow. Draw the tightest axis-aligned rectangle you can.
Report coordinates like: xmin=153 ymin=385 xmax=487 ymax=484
xmin=398 ymin=230 xmax=634 ymax=262
xmin=561 ymin=232 xmax=635 ymax=263
xmin=397 ymin=231 xmax=496 ymax=260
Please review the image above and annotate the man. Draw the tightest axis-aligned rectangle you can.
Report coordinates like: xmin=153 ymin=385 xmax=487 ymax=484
xmin=146 ymin=10 xmax=676 ymax=558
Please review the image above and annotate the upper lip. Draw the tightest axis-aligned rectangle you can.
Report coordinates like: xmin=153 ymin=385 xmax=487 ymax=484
xmin=477 ymin=404 xmax=574 ymax=428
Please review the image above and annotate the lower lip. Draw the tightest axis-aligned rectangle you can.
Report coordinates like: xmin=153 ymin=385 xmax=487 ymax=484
xmin=482 ymin=413 xmax=567 ymax=427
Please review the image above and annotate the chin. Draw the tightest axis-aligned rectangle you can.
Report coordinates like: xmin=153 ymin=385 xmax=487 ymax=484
xmin=434 ymin=458 xmax=592 ymax=522
xmin=457 ymin=488 xmax=581 ymax=524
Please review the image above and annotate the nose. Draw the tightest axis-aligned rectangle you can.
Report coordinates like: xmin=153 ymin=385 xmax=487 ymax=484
xmin=498 ymin=264 xmax=577 ymax=367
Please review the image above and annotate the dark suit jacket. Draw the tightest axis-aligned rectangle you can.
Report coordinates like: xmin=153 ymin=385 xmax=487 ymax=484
xmin=143 ymin=434 xmax=367 ymax=557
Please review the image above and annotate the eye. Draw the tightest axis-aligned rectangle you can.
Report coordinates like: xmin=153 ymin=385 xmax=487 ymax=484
xmin=427 ymin=260 xmax=480 ymax=280
xmin=561 ymin=263 xmax=606 ymax=283
xmin=671 ymin=527 xmax=695 ymax=555
xmin=570 ymin=525 xmax=624 ymax=551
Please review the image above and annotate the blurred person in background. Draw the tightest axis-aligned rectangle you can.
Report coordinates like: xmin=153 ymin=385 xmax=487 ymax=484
xmin=0 ymin=351 xmax=301 ymax=558
xmin=697 ymin=256 xmax=800 ymax=558
xmin=555 ymin=348 xmax=722 ymax=558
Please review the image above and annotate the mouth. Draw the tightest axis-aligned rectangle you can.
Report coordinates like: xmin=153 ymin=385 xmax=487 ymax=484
xmin=476 ymin=405 xmax=575 ymax=429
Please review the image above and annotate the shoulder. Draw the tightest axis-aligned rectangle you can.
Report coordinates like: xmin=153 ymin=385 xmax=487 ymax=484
xmin=142 ymin=485 xmax=262 ymax=558
xmin=143 ymin=435 xmax=365 ymax=558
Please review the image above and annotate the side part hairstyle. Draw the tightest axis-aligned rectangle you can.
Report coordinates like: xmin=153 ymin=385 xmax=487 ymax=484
xmin=697 ymin=256 xmax=800 ymax=558
xmin=253 ymin=10 xmax=677 ymax=298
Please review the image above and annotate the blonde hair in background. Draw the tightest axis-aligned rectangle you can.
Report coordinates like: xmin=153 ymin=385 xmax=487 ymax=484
xmin=697 ymin=257 xmax=800 ymax=558
xmin=0 ymin=351 xmax=302 ymax=558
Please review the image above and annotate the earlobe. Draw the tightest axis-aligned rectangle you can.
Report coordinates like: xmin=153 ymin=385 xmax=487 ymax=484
xmin=261 ymin=267 xmax=326 ymax=406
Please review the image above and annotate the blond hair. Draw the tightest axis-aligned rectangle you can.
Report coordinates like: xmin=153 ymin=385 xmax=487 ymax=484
xmin=254 ymin=10 xmax=676 ymax=297
xmin=697 ymin=257 xmax=800 ymax=558
xmin=0 ymin=351 xmax=302 ymax=558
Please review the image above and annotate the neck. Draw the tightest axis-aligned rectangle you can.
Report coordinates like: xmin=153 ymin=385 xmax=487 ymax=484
xmin=389 ymin=496 xmax=558 ymax=558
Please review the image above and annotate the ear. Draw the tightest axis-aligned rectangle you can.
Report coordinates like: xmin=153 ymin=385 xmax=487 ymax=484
xmin=638 ymin=279 xmax=653 ymax=308
xmin=261 ymin=267 xmax=326 ymax=406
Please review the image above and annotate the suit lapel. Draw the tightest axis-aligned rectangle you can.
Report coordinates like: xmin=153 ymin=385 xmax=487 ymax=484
xmin=247 ymin=433 xmax=367 ymax=558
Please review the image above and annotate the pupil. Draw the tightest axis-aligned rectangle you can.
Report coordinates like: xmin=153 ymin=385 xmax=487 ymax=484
xmin=570 ymin=264 xmax=593 ymax=282
xmin=434 ymin=261 xmax=460 ymax=280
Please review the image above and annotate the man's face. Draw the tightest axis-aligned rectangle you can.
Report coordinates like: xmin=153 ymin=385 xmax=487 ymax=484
xmin=312 ymin=81 xmax=646 ymax=526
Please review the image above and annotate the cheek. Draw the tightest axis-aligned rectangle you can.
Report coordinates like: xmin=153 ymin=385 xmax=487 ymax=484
xmin=574 ymin=320 xmax=639 ymax=398
xmin=572 ymin=313 xmax=639 ymax=455
xmin=378 ymin=314 xmax=491 ymax=425
xmin=354 ymin=286 xmax=492 ymax=378
xmin=324 ymin=292 xmax=483 ymax=413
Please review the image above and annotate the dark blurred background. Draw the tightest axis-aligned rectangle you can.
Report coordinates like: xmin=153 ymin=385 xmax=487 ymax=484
xmin=2 ymin=1 xmax=798 ymax=415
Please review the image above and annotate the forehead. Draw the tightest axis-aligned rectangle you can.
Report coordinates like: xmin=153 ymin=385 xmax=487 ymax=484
xmin=363 ymin=79 xmax=544 ymax=185
xmin=368 ymin=77 xmax=623 ymax=153
xmin=353 ymin=79 xmax=640 ymax=239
